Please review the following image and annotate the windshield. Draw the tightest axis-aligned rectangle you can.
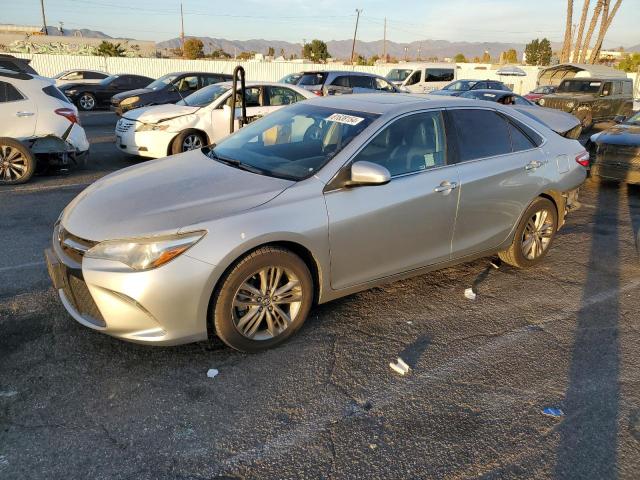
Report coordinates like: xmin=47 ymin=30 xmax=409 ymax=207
xmin=557 ymin=80 xmax=602 ymax=94
xmin=100 ymin=75 xmax=118 ymax=86
xmin=298 ymin=72 xmax=327 ymax=86
xmin=146 ymin=73 xmax=178 ymax=91
xmin=532 ymin=86 xmax=552 ymax=94
xmin=280 ymin=73 xmax=302 ymax=85
xmin=209 ymin=104 xmax=379 ymax=181
xmin=443 ymin=80 xmax=477 ymax=91
xmin=177 ymin=84 xmax=230 ymax=107
xmin=625 ymin=112 xmax=640 ymax=125
xmin=386 ymin=69 xmax=413 ymax=82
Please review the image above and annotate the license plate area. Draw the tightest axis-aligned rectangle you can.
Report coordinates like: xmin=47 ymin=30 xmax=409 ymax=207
xmin=45 ymin=248 xmax=67 ymax=290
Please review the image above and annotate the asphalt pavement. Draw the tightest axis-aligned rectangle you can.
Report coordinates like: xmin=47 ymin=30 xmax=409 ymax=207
xmin=1 ymin=112 xmax=639 ymax=479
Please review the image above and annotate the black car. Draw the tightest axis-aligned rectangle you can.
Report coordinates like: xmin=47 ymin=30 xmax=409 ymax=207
xmin=589 ymin=111 xmax=640 ymax=184
xmin=0 ymin=54 xmax=38 ymax=75
xmin=59 ymin=74 xmax=153 ymax=111
xmin=430 ymin=79 xmax=511 ymax=96
xmin=460 ymin=89 xmax=535 ymax=106
xmin=110 ymin=71 xmax=232 ymax=115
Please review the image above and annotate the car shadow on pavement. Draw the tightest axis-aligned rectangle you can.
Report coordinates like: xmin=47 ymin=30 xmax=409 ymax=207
xmin=627 ymin=184 xmax=640 ymax=255
xmin=555 ymin=181 xmax=621 ymax=479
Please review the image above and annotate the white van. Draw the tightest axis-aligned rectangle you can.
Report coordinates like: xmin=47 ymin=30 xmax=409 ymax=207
xmin=386 ymin=63 xmax=456 ymax=93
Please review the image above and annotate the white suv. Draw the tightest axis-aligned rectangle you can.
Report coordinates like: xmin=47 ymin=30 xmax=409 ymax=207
xmin=0 ymin=68 xmax=89 ymax=184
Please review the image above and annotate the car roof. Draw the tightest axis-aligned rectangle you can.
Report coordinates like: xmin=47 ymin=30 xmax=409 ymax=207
xmin=301 ymin=70 xmax=381 ymax=77
xmin=301 ymin=93 xmax=484 ymax=115
xmin=463 ymin=89 xmax=514 ymax=96
xmin=163 ymin=71 xmax=232 ymax=76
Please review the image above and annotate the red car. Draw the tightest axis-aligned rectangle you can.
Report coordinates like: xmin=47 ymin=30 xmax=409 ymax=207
xmin=524 ymin=85 xmax=556 ymax=103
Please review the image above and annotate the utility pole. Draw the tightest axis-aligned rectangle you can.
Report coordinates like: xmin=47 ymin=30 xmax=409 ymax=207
xmin=39 ymin=0 xmax=48 ymax=35
xmin=350 ymin=9 xmax=362 ymax=65
xmin=302 ymin=38 xmax=306 ymax=60
xmin=382 ymin=17 xmax=387 ymax=62
xmin=180 ymin=1 xmax=185 ymax=55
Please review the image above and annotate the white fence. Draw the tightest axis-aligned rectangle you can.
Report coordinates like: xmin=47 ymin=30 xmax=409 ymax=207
xmin=11 ymin=53 xmax=638 ymax=97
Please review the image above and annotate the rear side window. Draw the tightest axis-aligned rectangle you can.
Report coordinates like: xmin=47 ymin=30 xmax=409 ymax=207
xmin=0 ymin=81 xmax=25 ymax=102
xmin=350 ymin=75 xmax=374 ymax=89
xmin=202 ymin=75 xmax=225 ymax=87
xmin=622 ymin=81 xmax=633 ymax=95
xmin=425 ymin=69 xmax=454 ymax=82
xmin=507 ymin=120 xmax=535 ymax=151
xmin=84 ymin=71 xmax=108 ymax=80
xmin=449 ymin=109 xmax=512 ymax=161
xmin=332 ymin=76 xmax=350 ymax=87
xmin=42 ymin=85 xmax=71 ymax=104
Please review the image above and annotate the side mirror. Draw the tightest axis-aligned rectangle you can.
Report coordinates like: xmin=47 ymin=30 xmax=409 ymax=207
xmin=613 ymin=115 xmax=627 ymax=123
xmin=348 ymin=161 xmax=391 ymax=187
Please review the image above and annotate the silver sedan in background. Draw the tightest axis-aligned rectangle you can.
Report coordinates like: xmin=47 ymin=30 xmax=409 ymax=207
xmin=45 ymin=94 xmax=587 ymax=352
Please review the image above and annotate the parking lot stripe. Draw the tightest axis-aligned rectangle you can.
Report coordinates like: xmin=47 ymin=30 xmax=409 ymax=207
xmin=0 ymin=261 xmax=45 ymax=273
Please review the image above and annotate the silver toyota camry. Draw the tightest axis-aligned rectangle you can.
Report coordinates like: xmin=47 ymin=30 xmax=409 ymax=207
xmin=46 ymin=94 xmax=587 ymax=352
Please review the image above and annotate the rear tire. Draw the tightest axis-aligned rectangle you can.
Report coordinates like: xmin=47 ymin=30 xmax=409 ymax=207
xmin=77 ymin=93 xmax=97 ymax=111
xmin=212 ymin=247 xmax=314 ymax=352
xmin=498 ymin=197 xmax=558 ymax=268
xmin=171 ymin=130 xmax=206 ymax=155
xmin=0 ymin=138 xmax=36 ymax=185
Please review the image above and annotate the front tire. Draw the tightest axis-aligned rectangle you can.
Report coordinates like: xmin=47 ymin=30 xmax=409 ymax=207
xmin=77 ymin=93 xmax=97 ymax=111
xmin=0 ymin=138 xmax=36 ymax=185
xmin=171 ymin=130 xmax=206 ymax=155
xmin=499 ymin=197 xmax=558 ymax=268
xmin=212 ymin=247 xmax=314 ymax=352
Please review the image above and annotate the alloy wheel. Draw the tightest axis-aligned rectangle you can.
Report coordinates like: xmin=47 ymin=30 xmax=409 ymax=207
xmin=182 ymin=134 xmax=203 ymax=151
xmin=0 ymin=145 xmax=28 ymax=182
xmin=79 ymin=94 xmax=95 ymax=110
xmin=231 ymin=266 xmax=303 ymax=341
xmin=521 ymin=209 xmax=554 ymax=260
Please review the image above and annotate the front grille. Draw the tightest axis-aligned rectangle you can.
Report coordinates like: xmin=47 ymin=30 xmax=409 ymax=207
xmin=541 ymin=98 xmax=571 ymax=111
xmin=116 ymin=120 xmax=134 ymax=133
xmin=64 ymin=274 xmax=106 ymax=326
xmin=59 ymin=226 xmax=97 ymax=264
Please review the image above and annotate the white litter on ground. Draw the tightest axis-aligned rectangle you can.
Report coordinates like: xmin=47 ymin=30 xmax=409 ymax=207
xmin=389 ymin=357 xmax=410 ymax=376
xmin=464 ymin=288 xmax=477 ymax=300
xmin=206 ymin=369 xmax=219 ymax=379
xmin=0 ymin=390 xmax=17 ymax=398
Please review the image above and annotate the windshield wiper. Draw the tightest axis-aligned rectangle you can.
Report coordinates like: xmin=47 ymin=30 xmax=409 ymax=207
xmin=208 ymin=150 xmax=266 ymax=175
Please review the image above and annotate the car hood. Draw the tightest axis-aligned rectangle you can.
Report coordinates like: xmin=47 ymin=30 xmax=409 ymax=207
xmin=543 ymin=93 xmax=593 ymax=101
xmin=512 ymin=105 xmax=581 ymax=136
xmin=61 ymin=149 xmax=293 ymax=241
xmin=123 ymin=103 xmax=200 ymax=123
xmin=594 ymin=123 xmax=640 ymax=146
xmin=112 ymin=88 xmax=154 ymax=101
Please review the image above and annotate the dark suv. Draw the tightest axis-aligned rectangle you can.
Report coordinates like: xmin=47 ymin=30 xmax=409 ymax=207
xmin=538 ymin=77 xmax=633 ymax=130
xmin=111 ymin=71 xmax=232 ymax=114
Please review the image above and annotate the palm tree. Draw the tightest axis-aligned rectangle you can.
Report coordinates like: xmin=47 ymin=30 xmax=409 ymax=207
xmin=572 ymin=0 xmax=591 ymax=62
xmin=560 ymin=0 xmax=574 ymax=62
xmin=578 ymin=0 xmax=605 ymax=63
xmin=589 ymin=0 xmax=623 ymax=63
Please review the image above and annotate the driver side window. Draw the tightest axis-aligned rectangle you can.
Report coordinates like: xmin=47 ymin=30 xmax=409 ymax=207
xmin=405 ymin=70 xmax=421 ymax=86
xmin=353 ymin=111 xmax=447 ymax=177
xmin=175 ymin=76 xmax=199 ymax=92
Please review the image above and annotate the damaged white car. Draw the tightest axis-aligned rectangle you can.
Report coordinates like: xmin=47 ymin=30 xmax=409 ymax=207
xmin=115 ymin=81 xmax=314 ymax=158
xmin=0 ymin=68 xmax=89 ymax=185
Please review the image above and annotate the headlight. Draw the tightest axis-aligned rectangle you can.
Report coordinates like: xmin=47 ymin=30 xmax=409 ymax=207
xmin=85 ymin=231 xmax=206 ymax=271
xmin=538 ymin=98 xmax=545 ymax=106
xmin=120 ymin=96 xmax=140 ymax=106
xmin=136 ymin=123 xmax=170 ymax=132
xmin=566 ymin=101 xmax=575 ymax=109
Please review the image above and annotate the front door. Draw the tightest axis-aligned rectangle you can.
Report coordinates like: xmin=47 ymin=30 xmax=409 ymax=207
xmin=0 ymin=80 xmax=37 ymax=138
xmin=325 ymin=110 xmax=460 ymax=290
xmin=448 ymin=108 xmax=549 ymax=257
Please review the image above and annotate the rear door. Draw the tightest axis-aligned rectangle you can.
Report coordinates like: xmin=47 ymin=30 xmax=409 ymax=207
xmin=324 ymin=110 xmax=460 ymax=289
xmin=0 ymin=80 xmax=37 ymax=138
xmin=448 ymin=108 xmax=548 ymax=257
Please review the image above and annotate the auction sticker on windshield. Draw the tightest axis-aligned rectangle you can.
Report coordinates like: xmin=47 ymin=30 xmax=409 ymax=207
xmin=326 ymin=113 xmax=365 ymax=126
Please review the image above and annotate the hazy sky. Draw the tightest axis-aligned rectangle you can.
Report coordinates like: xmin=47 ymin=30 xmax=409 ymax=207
xmin=4 ymin=0 xmax=639 ymax=46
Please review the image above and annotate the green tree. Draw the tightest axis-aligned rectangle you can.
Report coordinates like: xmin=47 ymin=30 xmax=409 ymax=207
xmin=208 ymin=49 xmax=231 ymax=59
xmin=302 ymin=39 xmax=330 ymax=62
xmin=481 ymin=51 xmax=491 ymax=63
xmin=524 ymin=39 xmax=540 ymax=65
xmin=538 ymin=38 xmax=552 ymax=65
xmin=267 ymin=46 xmax=275 ymax=57
xmin=96 ymin=41 xmax=126 ymax=57
xmin=237 ymin=51 xmax=256 ymax=61
xmin=183 ymin=38 xmax=204 ymax=59
xmin=617 ymin=53 xmax=640 ymax=72
xmin=500 ymin=49 xmax=518 ymax=64
xmin=453 ymin=53 xmax=467 ymax=63
xmin=369 ymin=54 xmax=380 ymax=65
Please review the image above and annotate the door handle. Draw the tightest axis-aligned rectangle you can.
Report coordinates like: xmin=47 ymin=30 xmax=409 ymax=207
xmin=525 ymin=160 xmax=543 ymax=170
xmin=16 ymin=111 xmax=34 ymax=117
xmin=434 ymin=181 xmax=458 ymax=193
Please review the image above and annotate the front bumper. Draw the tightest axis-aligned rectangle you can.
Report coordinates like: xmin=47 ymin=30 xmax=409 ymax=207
xmin=45 ymin=224 xmax=213 ymax=345
xmin=115 ymin=120 xmax=174 ymax=158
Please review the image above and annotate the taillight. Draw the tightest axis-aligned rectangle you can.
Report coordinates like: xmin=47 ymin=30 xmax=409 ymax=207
xmin=313 ymin=90 xmax=323 ymax=96
xmin=575 ymin=150 xmax=590 ymax=167
xmin=55 ymin=108 xmax=78 ymax=125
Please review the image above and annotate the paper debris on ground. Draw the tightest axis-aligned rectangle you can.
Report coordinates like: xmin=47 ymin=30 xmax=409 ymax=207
xmin=206 ymin=369 xmax=219 ymax=379
xmin=542 ymin=407 xmax=564 ymax=417
xmin=389 ymin=357 xmax=410 ymax=375
xmin=464 ymin=288 xmax=477 ymax=300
